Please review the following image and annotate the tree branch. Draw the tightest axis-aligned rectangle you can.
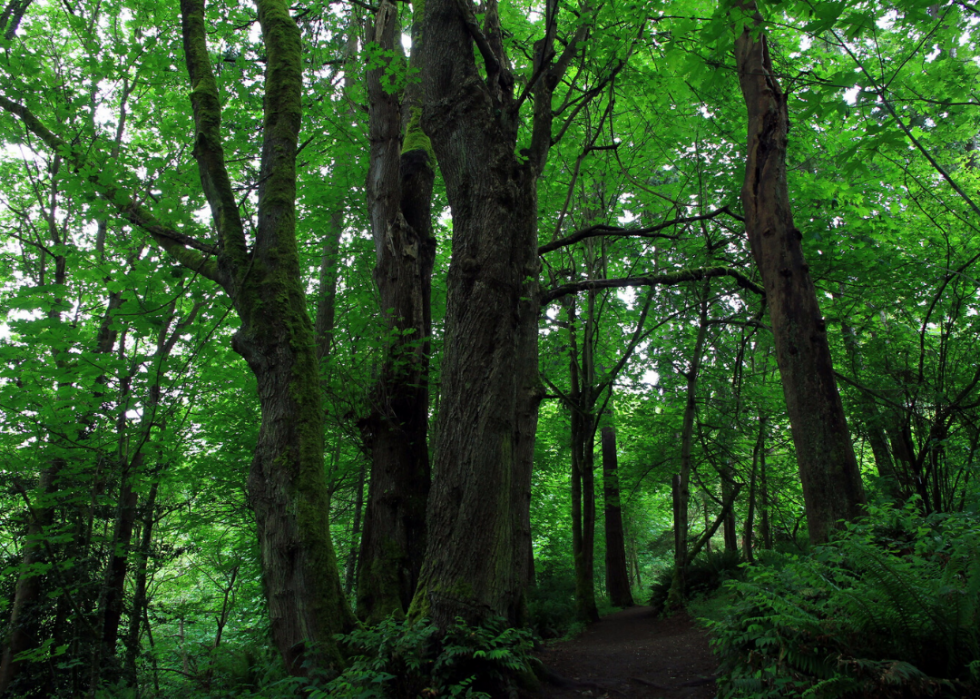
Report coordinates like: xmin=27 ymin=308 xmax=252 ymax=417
xmin=539 ymin=206 xmax=738 ymax=255
xmin=454 ymin=0 xmax=500 ymax=78
xmin=0 ymin=94 xmax=222 ymax=284
xmin=541 ymin=266 xmax=764 ymax=305
xmin=180 ymin=0 xmax=249 ymax=271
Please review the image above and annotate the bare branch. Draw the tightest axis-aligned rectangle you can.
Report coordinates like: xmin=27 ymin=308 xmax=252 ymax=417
xmin=540 ymin=206 xmax=737 ymax=255
xmin=541 ymin=266 xmax=764 ymax=305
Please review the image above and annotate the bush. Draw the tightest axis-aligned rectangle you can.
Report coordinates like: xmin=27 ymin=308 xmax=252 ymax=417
xmin=710 ymin=501 xmax=980 ymax=698
xmin=649 ymin=548 xmax=743 ymax=613
xmin=526 ymin=563 xmax=580 ymax=638
xmin=313 ymin=615 xmax=537 ymax=698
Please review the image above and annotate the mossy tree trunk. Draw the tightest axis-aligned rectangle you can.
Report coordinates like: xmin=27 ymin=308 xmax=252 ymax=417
xmin=409 ymin=0 xmax=588 ymax=628
xmin=734 ymin=0 xmax=866 ymax=545
xmin=3 ymin=0 xmax=359 ymax=670
xmin=181 ymin=0 xmax=356 ymax=672
xmin=357 ymin=0 xmax=435 ymax=624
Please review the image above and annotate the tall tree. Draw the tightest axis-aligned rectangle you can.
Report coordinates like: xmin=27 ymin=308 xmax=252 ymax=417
xmin=601 ymin=419 xmax=634 ymax=608
xmin=409 ymin=0 xmax=594 ymax=628
xmin=357 ymin=0 xmax=436 ymax=624
xmin=0 ymin=0 xmax=357 ymax=675
xmin=732 ymin=0 xmax=866 ymax=544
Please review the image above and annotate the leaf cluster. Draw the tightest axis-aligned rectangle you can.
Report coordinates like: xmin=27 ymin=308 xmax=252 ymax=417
xmin=710 ymin=501 xmax=980 ymax=698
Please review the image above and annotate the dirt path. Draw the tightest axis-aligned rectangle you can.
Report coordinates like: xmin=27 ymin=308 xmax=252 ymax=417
xmin=530 ymin=606 xmax=718 ymax=698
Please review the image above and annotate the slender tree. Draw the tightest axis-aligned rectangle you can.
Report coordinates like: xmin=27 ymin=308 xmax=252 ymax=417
xmin=733 ymin=0 xmax=866 ymax=544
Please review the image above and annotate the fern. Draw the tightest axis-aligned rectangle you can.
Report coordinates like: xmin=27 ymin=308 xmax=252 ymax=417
xmin=711 ymin=503 xmax=980 ymax=698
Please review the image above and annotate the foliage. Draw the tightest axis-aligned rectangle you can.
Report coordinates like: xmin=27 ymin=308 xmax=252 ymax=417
xmin=315 ymin=616 xmax=537 ymax=698
xmin=648 ymin=548 xmax=743 ymax=614
xmin=526 ymin=562 xmax=582 ymax=640
xmin=710 ymin=502 xmax=980 ymax=698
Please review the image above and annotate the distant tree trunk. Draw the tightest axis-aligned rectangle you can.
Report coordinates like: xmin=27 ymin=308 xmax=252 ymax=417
xmin=759 ymin=429 xmax=773 ymax=550
xmin=566 ymin=297 xmax=599 ymax=623
xmin=0 ymin=464 xmax=59 ymax=697
xmin=734 ymin=0 xmax=866 ymax=544
xmin=667 ymin=287 xmax=709 ymax=608
xmin=123 ymin=481 xmax=158 ymax=687
xmin=344 ymin=459 xmax=366 ymax=596
xmin=601 ymin=424 xmax=634 ymax=608
xmin=722 ymin=472 xmax=738 ymax=554
xmin=89 ymin=456 xmax=140 ymax=691
xmin=743 ymin=415 xmax=766 ymax=562
xmin=357 ymin=0 xmax=435 ymax=624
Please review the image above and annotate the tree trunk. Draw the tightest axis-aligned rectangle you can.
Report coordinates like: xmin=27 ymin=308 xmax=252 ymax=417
xmin=0 ymin=465 xmax=59 ymax=697
xmin=123 ymin=482 xmax=158 ymax=688
xmin=357 ymin=0 xmax=435 ymax=624
xmin=721 ymin=472 xmax=738 ymax=555
xmin=180 ymin=0 xmax=356 ymax=672
xmin=344 ymin=458 xmax=366 ymax=596
xmin=601 ymin=424 xmax=633 ymax=607
xmin=567 ymin=299 xmax=599 ymax=623
xmin=409 ymin=0 xmax=562 ymax=628
xmin=89 ymin=457 xmax=140 ymax=692
xmin=734 ymin=0 xmax=866 ymax=545
xmin=667 ymin=288 xmax=709 ymax=608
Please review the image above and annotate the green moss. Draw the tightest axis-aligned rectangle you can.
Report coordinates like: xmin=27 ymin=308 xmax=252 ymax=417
xmin=402 ymin=106 xmax=434 ymax=162
xmin=407 ymin=581 xmax=430 ymax=622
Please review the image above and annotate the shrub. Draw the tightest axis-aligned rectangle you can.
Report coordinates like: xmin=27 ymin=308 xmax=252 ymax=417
xmin=710 ymin=501 xmax=980 ymax=698
xmin=649 ymin=548 xmax=743 ymax=613
xmin=526 ymin=563 xmax=580 ymax=638
xmin=313 ymin=615 xmax=537 ymax=698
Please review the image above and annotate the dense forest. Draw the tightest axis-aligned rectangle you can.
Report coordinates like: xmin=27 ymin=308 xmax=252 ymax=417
xmin=0 ymin=0 xmax=978 ymax=695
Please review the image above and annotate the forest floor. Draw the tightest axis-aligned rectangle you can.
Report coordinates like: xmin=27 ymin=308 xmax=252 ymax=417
xmin=529 ymin=606 xmax=718 ymax=699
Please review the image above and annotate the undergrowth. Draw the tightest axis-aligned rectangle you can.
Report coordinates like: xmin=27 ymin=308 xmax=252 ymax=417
xmin=313 ymin=615 xmax=537 ymax=698
xmin=648 ymin=548 xmax=743 ymax=613
xmin=710 ymin=500 xmax=980 ymax=698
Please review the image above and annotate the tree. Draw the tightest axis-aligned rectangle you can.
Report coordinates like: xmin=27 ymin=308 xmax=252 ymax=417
xmin=356 ymin=0 xmax=435 ymax=624
xmin=732 ymin=0 xmax=866 ymax=544
xmin=0 ymin=0 xmax=356 ymax=675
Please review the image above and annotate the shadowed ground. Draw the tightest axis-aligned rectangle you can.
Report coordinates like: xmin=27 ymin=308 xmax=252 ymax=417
xmin=531 ymin=606 xmax=718 ymax=698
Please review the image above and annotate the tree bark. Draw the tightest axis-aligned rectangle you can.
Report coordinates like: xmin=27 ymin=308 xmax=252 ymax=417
xmin=721 ymin=471 xmax=738 ymax=554
xmin=182 ymin=0 xmax=356 ymax=671
xmin=123 ymin=482 xmax=157 ymax=688
xmin=567 ymin=299 xmax=599 ymax=623
xmin=734 ymin=0 xmax=866 ymax=545
xmin=357 ymin=0 xmax=435 ymax=624
xmin=601 ymin=425 xmax=634 ymax=608
xmin=409 ymin=0 xmax=569 ymax=627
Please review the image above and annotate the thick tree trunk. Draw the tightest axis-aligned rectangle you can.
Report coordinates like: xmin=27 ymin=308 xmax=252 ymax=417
xmin=734 ymin=1 xmax=866 ymax=544
xmin=357 ymin=0 xmax=435 ymax=624
xmin=601 ymin=425 xmax=633 ymax=608
xmin=409 ymin=0 xmax=548 ymax=629
xmin=179 ymin=0 xmax=356 ymax=672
